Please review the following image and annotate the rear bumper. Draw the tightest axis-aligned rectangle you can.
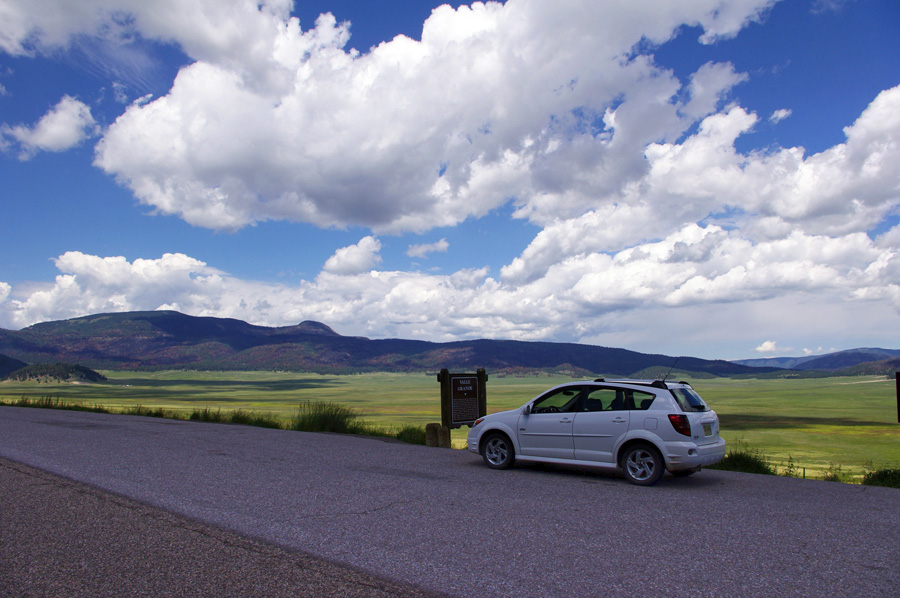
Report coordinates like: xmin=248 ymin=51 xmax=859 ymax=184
xmin=663 ymin=438 xmax=726 ymax=471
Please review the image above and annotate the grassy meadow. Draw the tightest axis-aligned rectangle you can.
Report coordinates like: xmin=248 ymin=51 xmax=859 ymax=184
xmin=2 ymin=370 xmax=898 ymax=481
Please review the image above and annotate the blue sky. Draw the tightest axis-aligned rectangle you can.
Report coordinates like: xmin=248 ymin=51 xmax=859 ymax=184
xmin=1 ymin=0 xmax=898 ymax=360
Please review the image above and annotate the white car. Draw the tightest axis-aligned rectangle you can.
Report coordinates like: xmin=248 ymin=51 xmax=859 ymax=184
xmin=467 ymin=378 xmax=726 ymax=485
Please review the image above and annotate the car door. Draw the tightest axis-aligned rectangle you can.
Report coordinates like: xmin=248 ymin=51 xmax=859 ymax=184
xmin=573 ymin=387 xmax=630 ymax=463
xmin=516 ymin=386 xmax=582 ymax=459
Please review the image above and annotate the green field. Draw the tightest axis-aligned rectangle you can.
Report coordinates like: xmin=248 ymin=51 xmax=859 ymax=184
xmin=2 ymin=371 xmax=898 ymax=480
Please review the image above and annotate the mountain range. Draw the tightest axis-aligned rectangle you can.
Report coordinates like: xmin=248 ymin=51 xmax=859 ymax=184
xmin=0 ymin=310 xmax=771 ymax=377
xmin=732 ymin=348 xmax=900 ymax=371
xmin=0 ymin=310 xmax=896 ymax=377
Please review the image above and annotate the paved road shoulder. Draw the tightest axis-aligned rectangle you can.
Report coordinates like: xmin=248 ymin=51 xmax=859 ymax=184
xmin=0 ymin=457 xmax=444 ymax=598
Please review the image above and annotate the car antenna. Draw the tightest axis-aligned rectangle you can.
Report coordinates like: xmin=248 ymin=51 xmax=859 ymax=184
xmin=662 ymin=357 xmax=679 ymax=382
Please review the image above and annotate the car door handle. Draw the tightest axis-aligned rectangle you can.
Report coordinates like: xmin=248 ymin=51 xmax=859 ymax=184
xmin=613 ymin=418 xmax=627 ymax=423
xmin=560 ymin=418 xmax=572 ymax=423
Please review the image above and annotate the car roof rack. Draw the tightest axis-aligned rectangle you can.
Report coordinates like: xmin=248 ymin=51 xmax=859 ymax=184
xmin=593 ymin=378 xmax=680 ymax=389
xmin=590 ymin=378 xmax=694 ymax=390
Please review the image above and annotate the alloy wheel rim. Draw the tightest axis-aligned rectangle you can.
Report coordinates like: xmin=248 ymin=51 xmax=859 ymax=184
xmin=486 ymin=439 xmax=508 ymax=464
xmin=627 ymin=450 xmax=655 ymax=480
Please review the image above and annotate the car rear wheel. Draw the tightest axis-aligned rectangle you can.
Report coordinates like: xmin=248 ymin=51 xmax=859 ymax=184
xmin=621 ymin=444 xmax=664 ymax=486
xmin=482 ymin=433 xmax=514 ymax=470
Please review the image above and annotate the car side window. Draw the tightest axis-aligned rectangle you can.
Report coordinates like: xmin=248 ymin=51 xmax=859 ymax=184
xmin=531 ymin=387 xmax=582 ymax=413
xmin=582 ymin=388 xmax=656 ymax=411
xmin=582 ymin=388 xmax=624 ymax=411
xmin=631 ymin=390 xmax=655 ymax=410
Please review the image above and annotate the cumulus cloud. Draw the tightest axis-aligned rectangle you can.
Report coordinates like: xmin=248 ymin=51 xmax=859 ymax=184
xmin=0 ymin=252 xmax=223 ymax=328
xmin=322 ymin=236 xmax=382 ymax=275
xmin=81 ymin=0 xmax=777 ymax=232
xmin=681 ymin=61 xmax=749 ymax=120
xmin=1 ymin=96 xmax=98 ymax=159
xmin=755 ymin=340 xmax=779 ymax=353
xmin=0 ymin=1 xmax=294 ymax=66
xmin=407 ymin=239 xmax=449 ymax=259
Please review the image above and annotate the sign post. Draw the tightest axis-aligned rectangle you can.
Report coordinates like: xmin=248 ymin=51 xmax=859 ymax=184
xmin=438 ymin=368 xmax=488 ymax=429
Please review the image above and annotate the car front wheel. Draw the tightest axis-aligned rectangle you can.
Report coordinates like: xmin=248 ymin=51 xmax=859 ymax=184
xmin=621 ymin=444 xmax=664 ymax=486
xmin=482 ymin=433 xmax=514 ymax=470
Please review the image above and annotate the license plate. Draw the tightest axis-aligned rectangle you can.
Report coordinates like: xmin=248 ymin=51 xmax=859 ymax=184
xmin=703 ymin=424 xmax=713 ymax=436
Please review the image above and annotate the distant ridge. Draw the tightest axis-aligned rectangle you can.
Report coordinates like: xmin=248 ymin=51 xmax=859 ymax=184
xmin=733 ymin=348 xmax=900 ymax=372
xmin=0 ymin=310 xmax=793 ymax=377
xmin=0 ymin=353 xmax=27 ymax=378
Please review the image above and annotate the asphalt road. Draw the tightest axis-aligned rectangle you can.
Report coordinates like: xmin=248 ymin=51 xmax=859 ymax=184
xmin=2 ymin=406 xmax=899 ymax=597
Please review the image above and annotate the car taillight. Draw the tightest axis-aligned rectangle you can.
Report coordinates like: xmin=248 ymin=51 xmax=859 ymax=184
xmin=668 ymin=414 xmax=691 ymax=436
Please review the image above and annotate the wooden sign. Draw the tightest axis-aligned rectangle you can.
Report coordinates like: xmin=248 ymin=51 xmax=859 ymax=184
xmin=437 ymin=368 xmax=487 ymax=428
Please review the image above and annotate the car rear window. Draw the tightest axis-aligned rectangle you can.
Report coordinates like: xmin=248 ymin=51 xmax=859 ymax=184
xmin=670 ymin=387 xmax=710 ymax=412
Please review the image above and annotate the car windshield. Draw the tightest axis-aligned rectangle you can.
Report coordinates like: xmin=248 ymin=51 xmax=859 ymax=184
xmin=670 ymin=387 xmax=710 ymax=412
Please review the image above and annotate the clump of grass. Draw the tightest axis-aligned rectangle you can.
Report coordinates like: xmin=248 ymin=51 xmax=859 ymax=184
xmin=780 ymin=455 xmax=799 ymax=478
xmin=290 ymin=401 xmax=369 ymax=434
xmin=821 ymin=462 xmax=843 ymax=482
xmin=190 ymin=407 xmax=226 ymax=423
xmin=708 ymin=442 xmax=776 ymax=475
xmin=862 ymin=468 xmax=900 ymax=489
xmin=229 ymin=409 xmax=283 ymax=429
xmin=124 ymin=405 xmax=172 ymax=418
xmin=395 ymin=424 xmax=427 ymax=445
xmin=188 ymin=406 xmax=282 ymax=428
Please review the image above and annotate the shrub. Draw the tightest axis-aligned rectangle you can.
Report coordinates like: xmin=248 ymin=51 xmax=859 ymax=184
xmin=780 ymin=455 xmax=799 ymax=478
xmin=708 ymin=443 xmax=776 ymax=475
xmin=290 ymin=401 xmax=368 ymax=434
xmin=395 ymin=424 xmax=427 ymax=445
xmin=190 ymin=407 xmax=225 ymax=423
xmin=862 ymin=468 xmax=900 ymax=489
xmin=821 ymin=462 xmax=843 ymax=482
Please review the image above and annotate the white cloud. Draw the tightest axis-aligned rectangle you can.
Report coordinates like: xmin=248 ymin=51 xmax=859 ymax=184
xmin=770 ymin=108 xmax=792 ymax=123
xmin=755 ymin=340 xmax=780 ymax=353
xmin=322 ymin=236 xmax=382 ymax=275
xmin=0 ymin=1 xmax=294 ymax=64
xmin=82 ymin=0 xmax=778 ymax=232
xmin=2 ymin=223 xmax=897 ymax=357
xmin=407 ymin=239 xmax=449 ymax=259
xmin=681 ymin=61 xmax=749 ymax=120
xmin=1 ymin=96 xmax=98 ymax=159
xmin=0 ymin=252 xmax=223 ymax=328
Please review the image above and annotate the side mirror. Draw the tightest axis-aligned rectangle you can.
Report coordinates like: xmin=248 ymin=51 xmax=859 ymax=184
xmin=522 ymin=404 xmax=531 ymax=415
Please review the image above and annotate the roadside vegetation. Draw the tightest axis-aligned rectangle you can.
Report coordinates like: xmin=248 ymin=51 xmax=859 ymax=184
xmin=707 ymin=441 xmax=900 ymax=488
xmin=1 ymin=395 xmax=428 ymax=445
xmin=2 ymin=371 xmax=898 ymax=486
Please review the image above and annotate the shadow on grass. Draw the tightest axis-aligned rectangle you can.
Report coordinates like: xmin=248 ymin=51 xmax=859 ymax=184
xmin=109 ymin=378 xmax=346 ymax=391
xmin=719 ymin=414 xmax=893 ymax=430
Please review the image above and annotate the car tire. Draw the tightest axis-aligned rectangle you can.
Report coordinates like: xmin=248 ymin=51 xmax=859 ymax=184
xmin=621 ymin=444 xmax=664 ymax=486
xmin=482 ymin=433 xmax=514 ymax=470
